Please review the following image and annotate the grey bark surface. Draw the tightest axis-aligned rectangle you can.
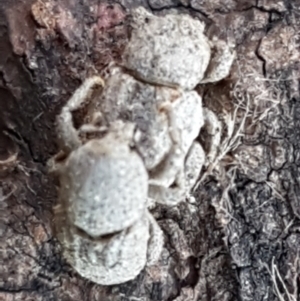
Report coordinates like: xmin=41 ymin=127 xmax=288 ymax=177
xmin=1 ymin=0 xmax=300 ymax=301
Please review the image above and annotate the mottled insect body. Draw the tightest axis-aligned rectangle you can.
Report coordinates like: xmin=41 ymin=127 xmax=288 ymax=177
xmin=49 ymin=7 xmax=235 ymax=285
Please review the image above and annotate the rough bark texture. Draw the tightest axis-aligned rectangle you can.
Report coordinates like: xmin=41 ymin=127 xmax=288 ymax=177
xmin=1 ymin=0 xmax=300 ymax=301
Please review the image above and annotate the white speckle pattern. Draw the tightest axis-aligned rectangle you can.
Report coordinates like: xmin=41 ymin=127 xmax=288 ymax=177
xmin=49 ymin=7 xmax=235 ymax=286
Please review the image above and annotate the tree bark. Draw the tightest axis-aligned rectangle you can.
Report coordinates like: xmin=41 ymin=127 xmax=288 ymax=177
xmin=1 ymin=1 xmax=300 ymax=301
